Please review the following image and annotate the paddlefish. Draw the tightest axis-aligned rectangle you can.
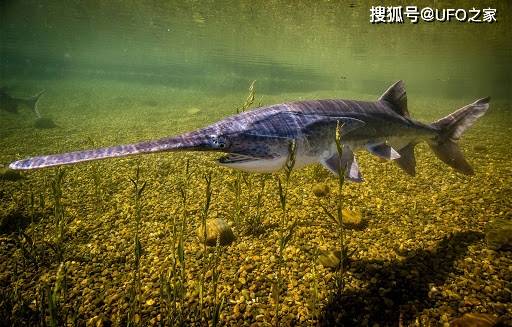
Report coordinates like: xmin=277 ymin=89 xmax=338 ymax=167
xmin=9 ymin=81 xmax=490 ymax=181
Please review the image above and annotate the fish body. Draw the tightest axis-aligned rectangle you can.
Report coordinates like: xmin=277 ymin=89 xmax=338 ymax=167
xmin=0 ymin=88 xmax=45 ymax=117
xmin=9 ymin=81 xmax=490 ymax=180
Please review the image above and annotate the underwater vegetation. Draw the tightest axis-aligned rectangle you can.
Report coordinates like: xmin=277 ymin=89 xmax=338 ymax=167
xmin=0 ymin=80 xmax=510 ymax=327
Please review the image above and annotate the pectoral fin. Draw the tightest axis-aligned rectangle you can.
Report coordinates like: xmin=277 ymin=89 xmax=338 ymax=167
xmin=367 ymin=143 xmax=401 ymax=160
xmin=321 ymin=146 xmax=363 ymax=182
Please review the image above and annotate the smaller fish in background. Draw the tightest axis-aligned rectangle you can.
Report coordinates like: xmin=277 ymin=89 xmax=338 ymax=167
xmin=0 ymin=87 xmax=45 ymax=118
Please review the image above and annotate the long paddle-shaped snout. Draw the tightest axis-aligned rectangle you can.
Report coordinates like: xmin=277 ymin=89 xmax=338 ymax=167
xmin=9 ymin=129 xmax=217 ymax=170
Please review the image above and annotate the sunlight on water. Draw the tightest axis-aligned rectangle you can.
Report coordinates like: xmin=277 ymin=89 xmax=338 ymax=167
xmin=1 ymin=1 xmax=510 ymax=98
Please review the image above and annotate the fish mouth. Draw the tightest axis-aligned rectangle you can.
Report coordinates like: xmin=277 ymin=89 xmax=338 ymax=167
xmin=217 ymin=153 xmax=258 ymax=164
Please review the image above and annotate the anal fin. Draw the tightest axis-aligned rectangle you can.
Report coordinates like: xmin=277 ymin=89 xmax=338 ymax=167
xmin=395 ymin=143 xmax=416 ymax=176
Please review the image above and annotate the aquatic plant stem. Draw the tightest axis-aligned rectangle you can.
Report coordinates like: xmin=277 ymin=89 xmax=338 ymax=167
xmin=170 ymin=158 xmax=192 ymax=326
xmin=273 ymin=139 xmax=297 ymax=325
xmin=210 ymin=237 xmax=224 ymax=327
xmin=309 ymin=249 xmax=320 ymax=321
xmin=199 ymin=172 xmax=212 ymax=319
xmin=236 ymin=80 xmax=256 ymax=114
xmin=232 ymin=80 xmax=257 ymax=229
xmin=50 ymin=168 xmax=67 ymax=262
xmin=244 ymin=174 xmax=268 ymax=235
xmin=44 ymin=262 xmax=68 ymax=327
xmin=128 ymin=163 xmax=147 ymax=326
xmin=335 ymin=121 xmax=346 ymax=291
xmin=232 ymin=172 xmax=242 ymax=228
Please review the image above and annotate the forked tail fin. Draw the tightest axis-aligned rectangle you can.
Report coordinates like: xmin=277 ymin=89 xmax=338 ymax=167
xmin=24 ymin=90 xmax=46 ymax=118
xmin=428 ymin=97 xmax=490 ymax=175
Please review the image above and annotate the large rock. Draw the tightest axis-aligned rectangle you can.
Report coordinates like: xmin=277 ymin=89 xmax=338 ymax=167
xmin=485 ymin=218 xmax=512 ymax=250
xmin=342 ymin=208 xmax=363 ymax=226
xmin=197 ymin=218 xmax=235 ymax=246
xmin=318 ymin=250 xmax=341 ymax=268
xmin=450 ymin=313 xmax=499 ymax=327
xmin=312 ymin=183 xmax=329 ymax=197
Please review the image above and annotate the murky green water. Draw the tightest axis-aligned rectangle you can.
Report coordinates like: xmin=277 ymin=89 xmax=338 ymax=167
xmin=1 ymin=1 xmax=511 ymax=97
xmin=1 ymin=1 xmax=511 ymax=326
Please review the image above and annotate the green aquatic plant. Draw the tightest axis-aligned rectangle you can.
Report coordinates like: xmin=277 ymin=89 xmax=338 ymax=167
xmin=39 ymin=191 xmax=45 ymax=213
xmin=13 ymin=227 xmax=46 ymax=268
xmin=127 ymin=163 xmax=147 ymax=327
xmin=231 ymin=80 xmax=257 ymax=228
xmin=28 ymin=188 xmax=36 ymax=223
xmin=42 ymin=262 xmax=69 ymax=327
xmin=199 ymin=172 xmax=213 ymax=319
xmin=160 ymin=158 xmax=192 ymax=326
xmin=244 ymin=174 xmax=269 ymax=235
xmin=50 ymin=168 xmax=69 ymax=262
xmin=311 ymin=163 xmax=330 ymax=182
xmin=276 ymin=140 xmax=296 ymax=226
xmin=10 ymin=184 xmax=52 ymax=268
xmin=307 ymin=248 xmax=320 ymax=322
xmin=229 ymin=172 xmax=243 ymax=228
xmin=195 ymin=173 xmax=228 ymax=325
xmin=316 ymin=121 xmax=350 ymax=290
xmin=272 ymin=139 xmax=297 ymax=325
xmin=334 ymin=121 xmax=347 ymax=290
xmin=176 ymin=160 xmax=191 ymax=325
xmin=158 ymin=272 xmax=173 ymax=325
xmin=159 ymin=257 xmax=185 ymax=326
xmin=236 ymin=80 xmax=256 ymax=114
xmin=209 ymin=238 xmax=225 ymax=327
xmin=201 ymin=173 xmax=224 ymax=326
xmin=1 ymin=269 xmax=36 ymax=326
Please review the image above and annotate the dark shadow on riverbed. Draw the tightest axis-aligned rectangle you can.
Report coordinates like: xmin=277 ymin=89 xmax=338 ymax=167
xmin=319 ymin=231 xmax=484 ymax=326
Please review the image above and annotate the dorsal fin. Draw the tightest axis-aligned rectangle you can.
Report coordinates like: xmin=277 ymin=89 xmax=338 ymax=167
xmin=379 ymin=80 xmax=409 ymax=117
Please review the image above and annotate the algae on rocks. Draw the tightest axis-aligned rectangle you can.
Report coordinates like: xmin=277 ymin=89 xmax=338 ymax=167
xmin=485 ymin=218 xmax=512 ymax=250
xmin=197 ymin=218 xmax=235 ymax=246
xmin=312 ymin=183 xmax=329 ymax=197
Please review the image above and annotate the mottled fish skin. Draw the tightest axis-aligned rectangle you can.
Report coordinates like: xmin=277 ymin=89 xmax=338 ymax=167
xmin=207 ymin=99 xmax=436 ymax=169
xmin=10 ymin=98 xmax=431 ymax=170
xmin=9 ymin=81 xmax=487 ymax=177
xmin=9 ymin=130 xmax=212 ymax=169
